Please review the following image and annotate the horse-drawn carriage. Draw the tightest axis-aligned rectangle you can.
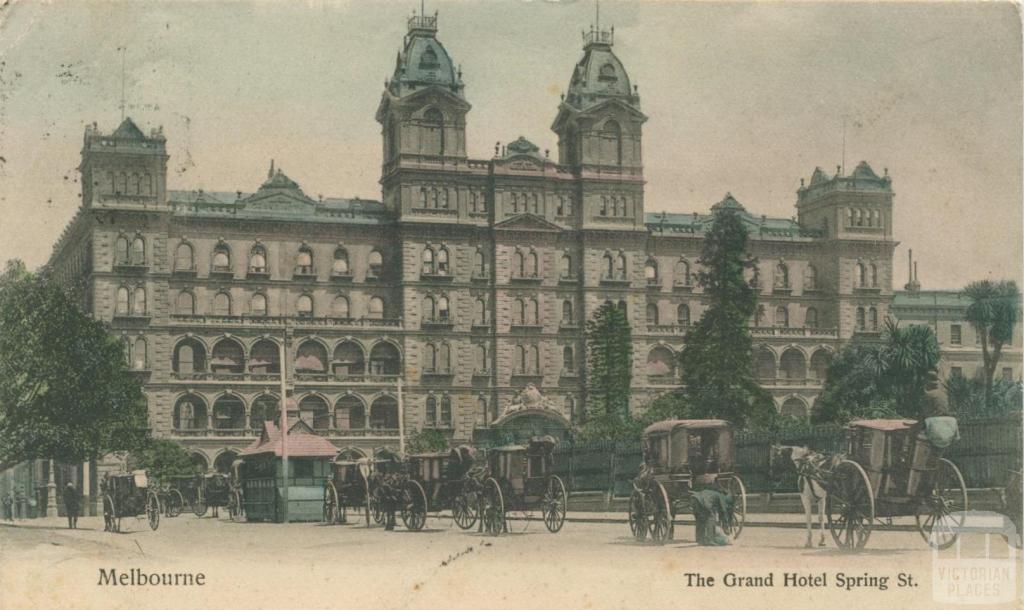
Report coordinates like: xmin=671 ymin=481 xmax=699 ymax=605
xmin=161 ymin=475 xmax=203 ymax=518
xmin=366 ymin=449 xmax=429 ymax=531
xmin=476 ymin=436 xmax=568 ymax=536
xmin=101 ymin=471 xmax=161 ymax=533
xmin=406 ymin=446 xmax=480 ymax=530
xmin=825 ymin=418 xmax=968 ymax=549
xmin=628 ymin=420 xmax=747 ymax=544
xmin=323 ymin=457 xmax=373 ymax=525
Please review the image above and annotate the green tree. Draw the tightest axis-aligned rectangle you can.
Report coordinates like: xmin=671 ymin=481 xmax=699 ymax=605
xmin=678 ymin=206 xmax=775 ymax=429
xmin=130 ymin=439 xmax=200 ymax=480
xmin=964 ymin=280 xmax=1021 ymax=405
xmin=406 ymin=428 xmax=449 ymax=454
xmin=945 ymin=375 xmax=1023 ymax=418
xmin=814 ymin=320 xmax=940 ymax=423
xmin=0 ymin=260 xmax=149 ymax=470
xmin=582 ymin=301 xmax=635 ymax=439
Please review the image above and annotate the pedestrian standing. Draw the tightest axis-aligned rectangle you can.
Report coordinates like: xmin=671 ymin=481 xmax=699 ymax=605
xmin=63 ymin=482 xmax=80 ymax=529
xmin=2 ymin=493 xmax=12 ymax=521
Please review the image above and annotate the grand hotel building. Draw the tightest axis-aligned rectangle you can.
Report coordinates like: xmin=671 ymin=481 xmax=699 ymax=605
xmin=46 ymin=14 xmax=899 ymax=470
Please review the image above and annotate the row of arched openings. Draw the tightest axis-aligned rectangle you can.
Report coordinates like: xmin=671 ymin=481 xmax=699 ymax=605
xmin=754 ymin=347 xmax=831 ymax=381
xmin=175 ymin=290 xmax=384 ymax=320
xmin=174 ymin=242 xmax=382 ymax=278
xmin=173 ymin=393 xmax=399 ymax=432
xmin=172 ymin=338 xmax=401 ymax=377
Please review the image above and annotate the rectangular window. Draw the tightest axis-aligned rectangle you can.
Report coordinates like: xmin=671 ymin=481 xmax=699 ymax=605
xmin=950 ymin=324 xmax=962 ymax=345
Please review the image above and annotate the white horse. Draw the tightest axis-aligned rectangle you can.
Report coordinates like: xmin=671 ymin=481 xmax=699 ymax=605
xmin=770 ymin=444 xmax=836 ymax=548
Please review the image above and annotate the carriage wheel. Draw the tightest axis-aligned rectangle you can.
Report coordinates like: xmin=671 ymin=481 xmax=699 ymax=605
xmin=322 ymin=483 xmax=338 ymax=525
xmin=542 ymin=475 xmax=567 ymax=533
xmin=400 ymin=480 xmax=428 ymax=532
xmin=166 ymin=490 xmax=184 ymax=518
xmin=916 ymin=458 xmax=968 ymax=550
xmin=103 ymin=494 xmax=115 ymax=532
xmin=452 ymin=485 xmax=478 ymax=530
xmin=481 ymin=478 xmax=505 ymax=537
xmin=628 ymin=488 xmax=648 ymax=541
xmin=826 ymin=460 xmax=874 ymax=549
xmin=192 ymin=488 xmax=208 ymax=518
xmin=720 ymin=475 xmax=747 ymax=540
xmin=370 ymin=487 xmax=385 ymax=525
xmin=146 ymin=492 xmax=161 ymax=531
xmin=649 ymin=481 xmax=674 ymax=545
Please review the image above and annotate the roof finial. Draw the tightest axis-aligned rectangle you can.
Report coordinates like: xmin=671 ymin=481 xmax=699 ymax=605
xmin=596 ymin=0 xmax=600 ymax=32
xmin=268 ymin=159 xmax=275 ymax=179
xmin=117 ymin=45 xmax=127 ymax=121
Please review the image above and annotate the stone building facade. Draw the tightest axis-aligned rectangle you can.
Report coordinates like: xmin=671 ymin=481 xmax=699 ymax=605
xmin=47 ymin=14 xmax=898 ymax=467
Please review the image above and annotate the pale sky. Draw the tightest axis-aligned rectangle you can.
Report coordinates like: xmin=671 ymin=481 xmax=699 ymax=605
xmin=0 ymin=0 xmax=1020 ymax=290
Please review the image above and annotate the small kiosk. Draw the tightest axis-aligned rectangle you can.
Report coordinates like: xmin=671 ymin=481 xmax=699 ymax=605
xmin=238 ymin=421 xmax=337 ymax=522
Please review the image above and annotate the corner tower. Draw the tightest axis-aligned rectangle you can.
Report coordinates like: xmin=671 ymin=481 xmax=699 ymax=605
xmin=376 ymin=12 xmax=471 ymax=214
xmin=79 ymin=117 xmax=168 ymax=208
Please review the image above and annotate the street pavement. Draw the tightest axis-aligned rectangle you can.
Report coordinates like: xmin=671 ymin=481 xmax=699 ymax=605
xmin=1 ymin=512 xmax=1019 ymax=609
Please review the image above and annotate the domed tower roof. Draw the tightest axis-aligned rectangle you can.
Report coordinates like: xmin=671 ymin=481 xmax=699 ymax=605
xmin=564 ymin=27 xmax=639 ymax=112
xmin=386 ymin=12 xmax=464 ymax=100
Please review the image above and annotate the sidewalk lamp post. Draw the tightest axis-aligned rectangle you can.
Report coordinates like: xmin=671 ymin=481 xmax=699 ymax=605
xmin=46 ymin=459 xmax=57 ymax=518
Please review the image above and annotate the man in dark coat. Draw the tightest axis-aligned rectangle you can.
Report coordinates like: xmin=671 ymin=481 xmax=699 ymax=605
xmin=63 ymin=482 xmax=80 ymax=529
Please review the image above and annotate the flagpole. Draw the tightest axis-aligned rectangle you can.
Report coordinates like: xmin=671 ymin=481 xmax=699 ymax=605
xmin=397 ymin=376 xmax=405 ymax=457
xmin=278 ymin=331 xmax=289 ymax=524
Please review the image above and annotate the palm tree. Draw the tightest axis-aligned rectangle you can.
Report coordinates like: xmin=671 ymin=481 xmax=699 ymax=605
xmin=964 ymin=280 xmax=1021 ymax=405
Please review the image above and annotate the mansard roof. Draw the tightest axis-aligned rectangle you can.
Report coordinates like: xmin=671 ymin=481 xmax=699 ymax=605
xmin=646 ymin=193 xmax=822 ymax=239
xmin=385 ymin=13 xmax=464 ymax=100
xmin=564 ymin=28 xmax=639 ymax=112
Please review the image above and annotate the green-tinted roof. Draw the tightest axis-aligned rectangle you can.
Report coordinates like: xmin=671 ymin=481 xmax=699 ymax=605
xmin=645 ymin=193 xmax=822 ymax=239
xmin=386 ymin=14 xmax=464 ymax=100
xmin=892 ymin=290 xmax=970 ymax=309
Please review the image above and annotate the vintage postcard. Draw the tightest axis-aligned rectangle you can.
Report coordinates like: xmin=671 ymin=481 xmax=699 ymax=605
xmin=0 ymin=1 xmax=1021 ymax=608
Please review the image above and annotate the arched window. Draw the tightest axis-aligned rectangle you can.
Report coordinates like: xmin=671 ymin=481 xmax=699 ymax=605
xmin=647 ymin=346 xmax=675 ymax=379
xmin=474 ymin=344 xmax=488 ymax=373
xmin=440 ymin=343 xmax=451 ymax=372
xmin=677 ymin=304 xmax=691 ymax=326
xmin=514 ymin=345 xmax=526 ymax=374
xmin=646 ymin=303 xmax=659 ymax=325
xmin=249 ymin=340 xmax=280 ymax=375
xmin=422 ymin=247 xmax=434 ymax=275
xmin=438 ymin=296 xmax=450 ymax=321
xmin=600 ymin=196 xmax=609 ymax=216
xmin=115 ymin=236 xmax=130 ymax=265
xmin=616 ymin=196 xmax=626 ymax=217
xmin=615 ymin=254 xmax=627 ymax=280
xmin=675 ymin=259 xmax=691 ymax=286
xmin=251 ymin=293 xmax=267 ymax=317
xmin=775 ymin=263 xmax=789 ymax=289
xmin=132 ymin=337 xmax=147 ymax=370
xmin=527 ymin=299 xmax=538 ymax=326
xmin=560 ymin=252 xmax=572 ymax=279
xmin=331 ymin=295 xmax=350 ymax=318
xmin=143 ymin=173 xmax=152 ymax=195
xmin=566 ymin=395 xmax=577 ymax=425
xmin=603 ymin=253 xmax=614 ymax=279
xmin=335 ymin=395 xmax=364 ymax=430
xmin=869 ymin=264 xmax=878 ymax=288
xmin=775 ymin=305 xmax=788 ymax=328
xmin=132 ymin=287 xmax=146 ymax=315
xmin=173 ymin=338 xmax=206 ymax=374
xmin=854 ymin=208 xmax=863 ymax=227
xmin=855 ymin=263 xmax=866 ymax=288
xmin=756 ymin=347 xmax=776 ymax=380
xmin=562 ymin=346 xmax=575 ymax=371
xmin=176 ymin=291 xmax=195 ymax=315
xmin=440 ymin=396 xmax=452 ymax=427
xmin=211 ymin=338 xmax=245 ymax=374
xmin=436 ymin=247 xmax=450 ymax=275
xmin=855 ymin=307 xmax=866 ymax=331
xmin=805 ymin=307 xmax=818 ymax=329
xmin=804 ymin=264 xmax=817 ymax=291
xmin=513 ymin=298 xmax=526 ymax=325
xmin=424 ymin=343 xmax=438 ymax=372
xmin=131 ymin=173 xmax=141 ymax=195
xmin=368 ymin=250 xmax=383 ymax=277
xmin=872 ymin=209 xmax=881 ymax=228
xmin=424 ymin=108 xmax=444 ymax=156
xmin=296 ymin=294 xmax=313 ymax=318
xmin=369 ymin=341 xmax=400 ymax=375
xmin=868 ymin=307 xmax=879 ymax=330
xmin=213 ymin=395 xmax=246 ymax=431
xmin=513 ymin=251 xmax=525 ymax=277
xmin=780 ymin=348 xmax=807 ymax=380
xmin=561 ymin=300 xmax=573 ymax=325
xmin=250 ymin=394 xmax=280 ymax=430
xmin=474 ymin=298 xmax=487 ymax=325
xmin=299 ymin=395 xmax=331 ymax=431
xmin=368 ymin=297 xmax=385 ymax=319
xmin=332 ymin=247 xmax=349 ymax=275
xmin=810 ymin=349 xmax=831 ymax=382
xmin=474 ymin=248 xmax=486 ymax=276
xmin=212 ymin=245 xmax=231 ymax=273
xmin=425 ymin=396 xmax=437 ymax=427
xmin=295 ymin=246 xmax=314 ymax=275
xmin=131 ymin=237 xmax=145 ymax=265
xmin=212 ymin=292 xmax=231 ymax=316
xmin=644 ymin=259 xmax=658 ymax=282
xmin=526 ymin=251 xmax=539 ymax=277
xmin=332 ymin=341 xmax=365 ymax=378
xmin=423 ymin=295 xmax=436 ymax=321
xmin=781 ymin=398 xmax=808 ymax=419
xmin=295 ymin=340 xmax=328 ymax=373
xmin=249 ymin=245 xmax=267 ymax=273
xmin=174 ymin=396 xmax=208 ymax=431
xmin=117 ymin=173 xmax=128 ymax=195
xmin=370 ymin=396 xmax=399 ymax=430
xmin=175 ymin=243 xmax=194 ymax=271
xmin=603 ymin=119 xmax=623 ymax=166
xmin=115 ymin=286 xmax=130 ymax=315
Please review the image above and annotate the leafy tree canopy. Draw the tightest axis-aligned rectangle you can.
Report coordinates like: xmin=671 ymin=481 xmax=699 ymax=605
xmin=130 ymin=439 xmax=200 ymax=480
xmin=964 ymin=280 xmax=1021 ymax=403
xmin=0 ymin=260 xmax=149 ymax=470
xmin=406 ymin=428 xmax=449 ymax=454
xmin=677 ymin=206 xmax=776 ymax=429
xmin=945 ymin=375 xmax=1022 ymax=418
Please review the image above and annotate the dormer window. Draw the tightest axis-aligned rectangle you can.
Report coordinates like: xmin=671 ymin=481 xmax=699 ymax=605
xmin=419 ymin=47 xmax=440 ymax=69
xmin=212 ymin=245 xmax=231 ymax=273
xmin=332 ymin=247 xmax=350 ymax=275
xmin=598 ymin=63 xmax=618 ymax=82
xmin=295 ymin=245 xmax=314 ymax=276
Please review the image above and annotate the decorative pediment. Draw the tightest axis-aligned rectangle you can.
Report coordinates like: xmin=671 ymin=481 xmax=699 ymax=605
xmin=243 ymin=191 xmax=316 ymax=213
xmin=494 ymin=213 xmax=565 ymax=233
xmin=492 ymin=384 xmax=570 ymax=429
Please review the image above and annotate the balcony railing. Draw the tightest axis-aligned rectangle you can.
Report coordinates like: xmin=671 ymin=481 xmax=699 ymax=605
xmin=170 ymin=371 xmax=401 ymax=384
xmin=646 ymin=324 xmax=689 ymax=335
xmin=749 ymin=326 xmax=839 ymax=339
xmin=172 ymin=427 xmax=401 ymax=438
xmin=169 ymin=314 xmax=403 ymax=329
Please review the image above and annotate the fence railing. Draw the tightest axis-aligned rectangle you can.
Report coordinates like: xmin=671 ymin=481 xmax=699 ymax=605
xmin=544 ymin=415 xmax=1021 ymax=497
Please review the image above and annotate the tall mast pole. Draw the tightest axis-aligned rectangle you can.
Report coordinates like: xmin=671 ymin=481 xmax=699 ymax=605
xmin=278 ymin=330 xmax=289 ymax=524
